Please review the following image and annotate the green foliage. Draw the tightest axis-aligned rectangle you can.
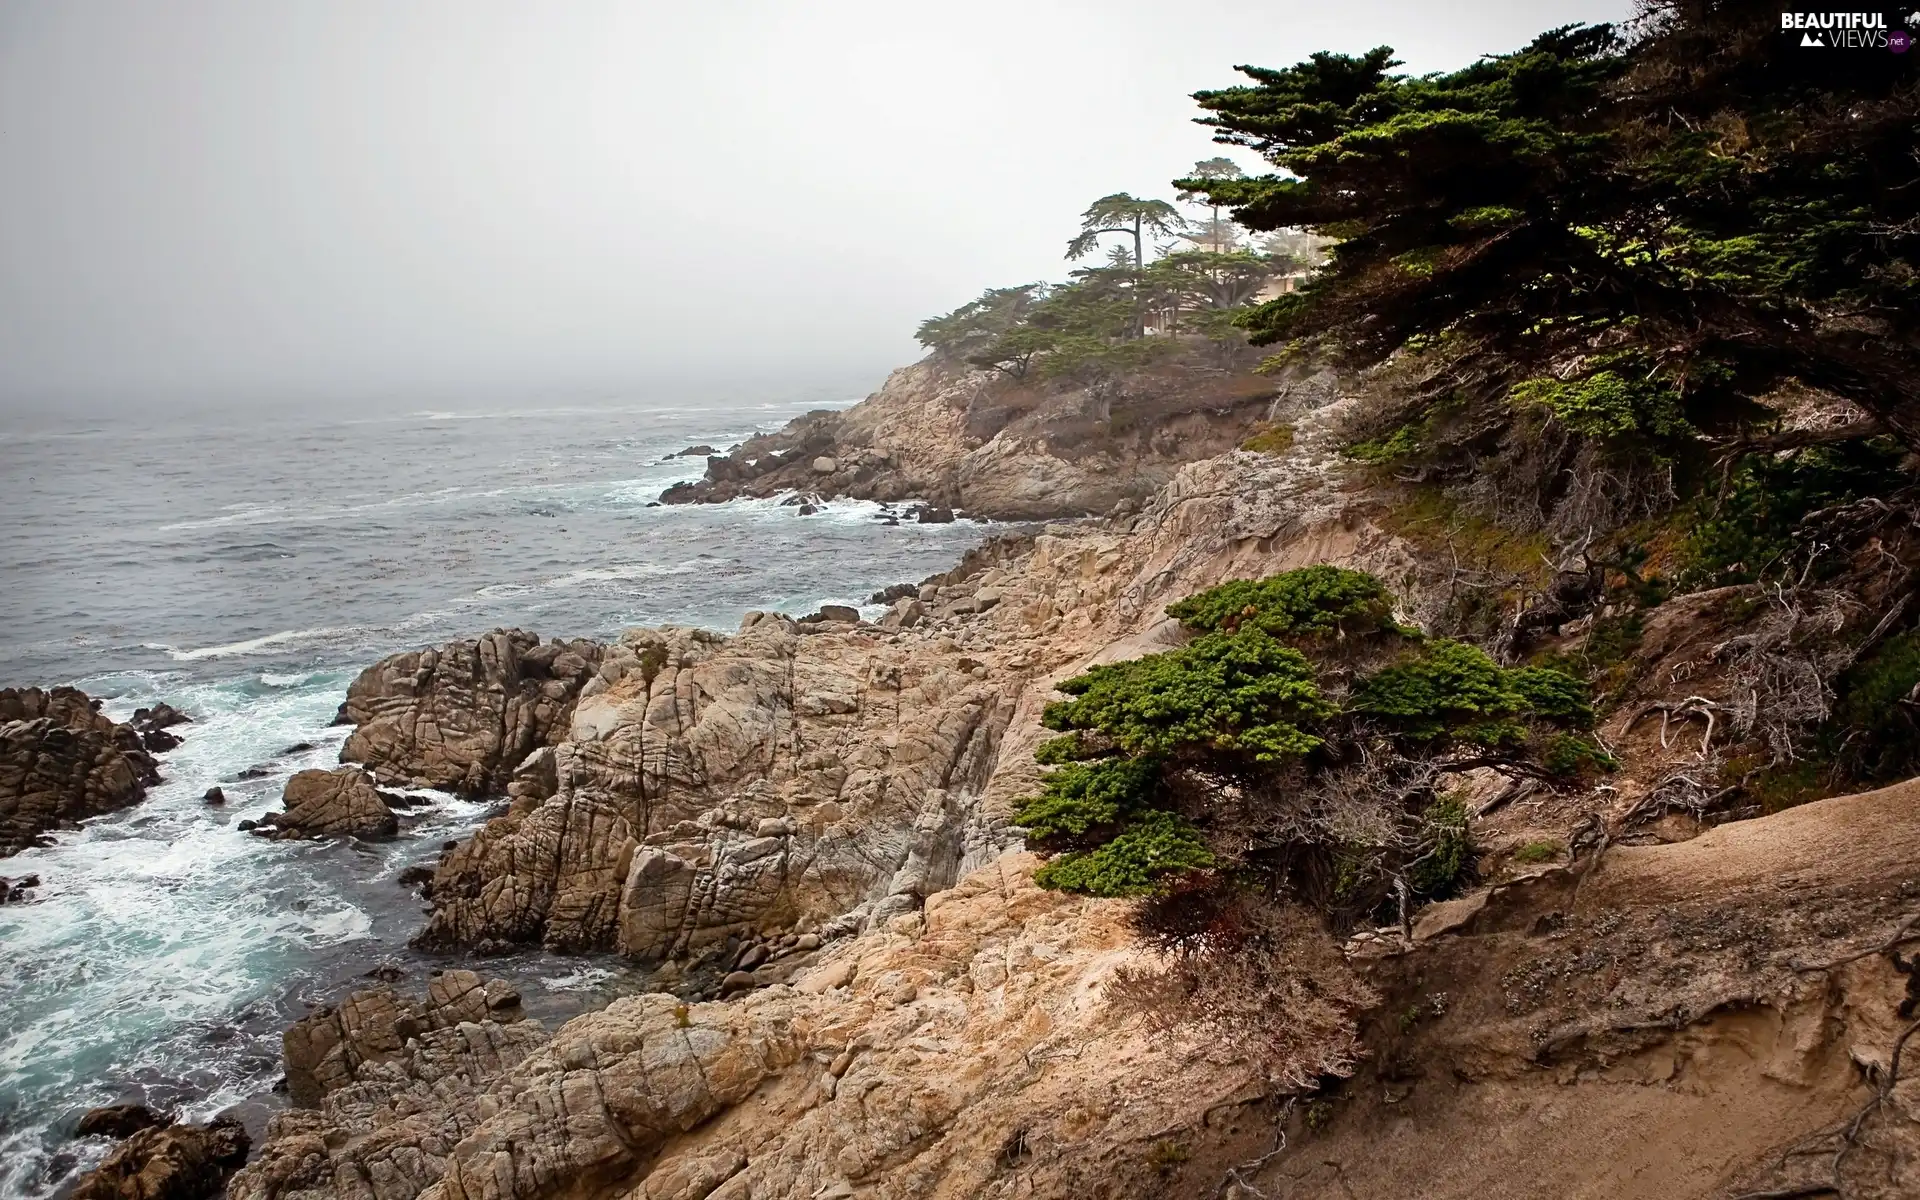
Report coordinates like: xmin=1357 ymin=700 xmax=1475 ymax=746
xmin=1834 ymin=630 xmax=1920 ymax=781
xmin=916 ymin=285 xmax=1044 ymax=358
xmin=1354 ymin=640 xmax=1572 ymax=745
xmin=1023 ymin=568 xmax=1593 ymax=909
xmin=1181 ymin=12 xmax=1920 ymax=475
xmin=1407 ymin=795 xmax=1471 ymax=895
xmin=1032 ymin=733 xmax=1095 ymax=764
xmin=1345 ymin=422 xmax=1423 ymax=464
xmin=1507 ymin=666 xmax=1595 ymax=728
xmin=1541 ymin=732 xmax=1615 ymax=777
xmin=1044 ymin=630 xmax=1333 ymax=763
xmin=1679 ymin=440 xmax=1909 ymax=586
xmin=1512 ymin=839 xmax=1562 ymax=864
xmin=1030 ymin=811 xmax=1215 ymax=898
xmin=1015 ymin=757 xmax=1159 ymax=844
xmin=1240 ymin=422 xmax=1296 ymax=454
xmin=1509 ymin=369 xmax=1687 ymax=441
xmin=1165 ymin=565 xmax=1400 ymax=642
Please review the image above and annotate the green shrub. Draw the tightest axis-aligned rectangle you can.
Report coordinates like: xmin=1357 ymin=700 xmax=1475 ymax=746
xmin=1512 ymin=840 xmax=1562 ymax=864
xmin=1241 ymin=423 xmax=1296 ymax=454
xmin=1166 ymin=565 xmax=1402 ymax=641
xmin=1015 ymin=757 xmax=1159 ymax=844
xmin=1509 ymin=369 xmax=1689 ymax=441
xmin=1679 ymin=439 xmax=1908 ymax=586
xmin=1020 ymin=568 xmax=1592 ymax=912
xmin=1541 ymin=732 xmax=1616 ymax=777
xmin=1044 ymin=630 xmax=1334 ymax=763
xmin=1407 ymin=795 xmax=1472 ymax=895
xmin=1030 ymin=811 xmax=1215 ymax=897
xmin=1833 ymin=630 xmax=1920 ymax=780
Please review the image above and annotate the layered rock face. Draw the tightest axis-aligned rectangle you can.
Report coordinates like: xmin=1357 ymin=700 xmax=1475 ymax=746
xmin=0 ymin=686 xmax=160 ymax=856
xmin=336 ymin=630 xmax=605 ymax=795
xmin=659 ymin=354 xmax=1298 ymax=519
xmin=252 ymin=766 xmax=400 ymax=841
xmin=408 ymin=621 xmax=1018 ymax=960
xmin=281 ymin=968 xmax=527 ymax=1106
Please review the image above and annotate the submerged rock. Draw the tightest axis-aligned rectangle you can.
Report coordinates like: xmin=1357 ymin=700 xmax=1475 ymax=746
xmin=0 ymin=686 xmax=160 ymax=857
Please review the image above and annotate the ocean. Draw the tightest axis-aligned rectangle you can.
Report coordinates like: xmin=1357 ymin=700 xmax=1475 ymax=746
xmin=0 ymin=389 xmax=986 ymax=1197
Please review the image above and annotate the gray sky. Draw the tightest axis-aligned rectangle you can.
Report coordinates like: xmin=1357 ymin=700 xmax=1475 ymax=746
xmin=0 ymin=0 xmax=1629 ymax=414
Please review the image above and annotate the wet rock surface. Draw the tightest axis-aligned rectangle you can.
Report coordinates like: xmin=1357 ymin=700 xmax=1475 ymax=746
xmin=250 ymin=767 xmax=400 ymax=841
xmin=1 ymin=686 xmax=163 ymax=856
xmin=69 ymin=1117 xmax=249 ymax=1200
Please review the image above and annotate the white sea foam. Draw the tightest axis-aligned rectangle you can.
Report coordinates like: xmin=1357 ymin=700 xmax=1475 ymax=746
xmin=150 ymin=628 xmax=344 ymax=661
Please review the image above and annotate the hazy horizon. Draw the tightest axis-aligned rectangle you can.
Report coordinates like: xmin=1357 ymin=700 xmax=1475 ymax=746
xmin=0 ymin=0 xmax=1629 ymax=416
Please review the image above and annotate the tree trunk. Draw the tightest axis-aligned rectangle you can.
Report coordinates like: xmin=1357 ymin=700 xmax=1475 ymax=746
xmin=1132 ymin=214 xmax=1145 ymax=339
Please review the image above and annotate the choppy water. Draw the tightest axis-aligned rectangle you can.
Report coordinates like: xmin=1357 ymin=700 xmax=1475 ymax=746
xmin=0 ymin=390 xmax=985 ymax=1197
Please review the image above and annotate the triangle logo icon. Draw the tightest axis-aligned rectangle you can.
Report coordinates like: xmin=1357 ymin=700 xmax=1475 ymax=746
xmin=1801 ymin=31 xmax=1825 ymax=46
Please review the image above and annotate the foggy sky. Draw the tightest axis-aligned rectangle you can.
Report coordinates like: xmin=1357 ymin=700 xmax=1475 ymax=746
xmin=0 ymin=1 xmax=1630 ymax=415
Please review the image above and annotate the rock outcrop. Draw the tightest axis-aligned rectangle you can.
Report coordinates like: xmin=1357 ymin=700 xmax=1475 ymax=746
xmin=74 ymin=1104 xmax=171 ymax=1140
xmin=0 ymin=686 xmax=160 ymax=856
xmin=659 ymin=354 xmax=1299 ymax=519
xmin=251 ymin=767 xmax=400 ymax=841
xmin=70 ymin=1117 xmax=249 ymax=1200
xmin=406 ymin=621 xmax=1016 ymax=960
xmin=336 ymin=630 xmax=605 ymax=795
xmin=281 ymin=968 xmax=527 ymax=1106
xmin=234 ymin=775 xmax=1920 ymax=1200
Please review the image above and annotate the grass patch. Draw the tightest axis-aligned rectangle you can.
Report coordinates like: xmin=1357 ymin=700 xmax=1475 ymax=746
xmin=1241 ymin=422 xmax=1296 ymax=455
xmin=1512 ymin=840 xmax=1562 ymax=864
xmin=1376 ymin=486 xmax=1553 ymax=588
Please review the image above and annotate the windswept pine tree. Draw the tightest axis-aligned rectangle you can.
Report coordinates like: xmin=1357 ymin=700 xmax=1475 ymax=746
xmin=1180 ymin=1 xmax=1920 ymax=454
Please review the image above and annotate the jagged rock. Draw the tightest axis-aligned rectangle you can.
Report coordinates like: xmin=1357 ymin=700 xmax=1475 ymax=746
xmin=141 ymin=728 xmax=181 ymax=752
xmin=74 ymin=1104 xmax=170 ymax=1140
xmin=335 ymin=629 xmax=606 ymax=795
xmin=816 ymin=604 xmax=860 ymax=624
xmin=130 ymin=704 xmax=189 ymax=732
xmin=282 ymin=969 xmax=527 ymax=1107
xmin=251 ymin=767 xmax=397 ymax=840
xmin=412 ymin=622 xmax=1016 ymax=960
xmin=0 ymin=687 xmax=159 ymax=857
xmin=70 ymin=1117 xmax=249 ymax=1200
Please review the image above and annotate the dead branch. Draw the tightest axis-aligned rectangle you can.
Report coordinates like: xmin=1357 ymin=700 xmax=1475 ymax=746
xmin=1711 ymin=418 xmax=1885 ymax=459
xmin=1626 ymin=696 xmax=1734 ymax=756
xmin=1790 ymin=910 xmax=1920 ymax=973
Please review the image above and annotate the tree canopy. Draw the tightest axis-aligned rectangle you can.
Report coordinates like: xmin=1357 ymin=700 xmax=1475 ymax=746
xmin=1179 ymin=3 xmax=1920 ymax=452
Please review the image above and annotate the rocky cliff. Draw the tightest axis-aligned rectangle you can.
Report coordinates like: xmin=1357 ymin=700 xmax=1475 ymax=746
xmin=0 ymin=686 xmax=161 ymax=857
xmin=659 ymin=352 xmax=1308 ymax=520
xmin=229 ymin=368 xmax=1920 ymax=1198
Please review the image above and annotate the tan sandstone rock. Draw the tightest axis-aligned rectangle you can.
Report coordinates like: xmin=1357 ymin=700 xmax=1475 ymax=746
xmin=253 ymin=766 xmax=398 ymax=841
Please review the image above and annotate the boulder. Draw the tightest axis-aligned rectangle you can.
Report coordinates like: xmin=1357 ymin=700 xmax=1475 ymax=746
xmin=69 ymin=1117 xmax=249 ymax=1200
xmin=811 ymin=456 xmax=838 ymax=474
xmin=251 ymin=768 xmax=397 ymax=841
xmin=202 ymin=787 xmax=225 ymax=805
xmin=75 ymin=1104 xmax=171 ymax=1140
xmin=816 ymin=604 xmax=860 ymax=624
xmin=335 ymin=630 xmax=605 ymax=796
xmin=0 ymin=687 xmax=159 ymax=857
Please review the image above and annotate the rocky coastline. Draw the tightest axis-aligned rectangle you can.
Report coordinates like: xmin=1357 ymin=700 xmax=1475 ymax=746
xmin=43 ymin=358 xmax=1920 ymax=1199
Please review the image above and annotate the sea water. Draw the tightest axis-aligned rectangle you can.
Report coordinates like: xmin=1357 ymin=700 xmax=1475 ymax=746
xmin=0 ymin=388 xmax=985 ymax=1196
